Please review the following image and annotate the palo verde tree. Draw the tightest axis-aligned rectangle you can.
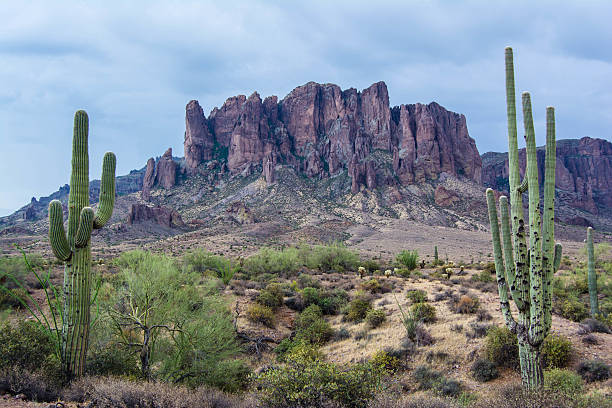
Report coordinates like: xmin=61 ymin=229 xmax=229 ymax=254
xmin=486 ymin=47 xmax=562 ymax=389
xmin=48 ymin=110 xmax=116 ymax=378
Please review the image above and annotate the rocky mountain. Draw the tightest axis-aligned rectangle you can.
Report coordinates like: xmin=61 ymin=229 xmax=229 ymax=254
xmin=481 ymin=137 xmax=612 ymax=222
xmin=2 ymin=81 xmax=612 ymax=237
xmin=176 ymin=81 xmax=482 ymax=194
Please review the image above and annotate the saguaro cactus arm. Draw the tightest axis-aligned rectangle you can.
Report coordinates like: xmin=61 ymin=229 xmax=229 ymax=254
xmin=553 ymin=244 xmax=562 ymax=273
xmin=486 ymin=189 xmax=517 ymax=331
xmin=75 ymin=207 xmax=94 ymax=248
xmin=93 ymin=152 xmax=116 ymax=229
xmin=49 ymin=200 xmax=71 ymax=261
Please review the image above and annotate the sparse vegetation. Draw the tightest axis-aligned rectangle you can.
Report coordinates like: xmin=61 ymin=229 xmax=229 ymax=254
xmin=396 ymin=250 xmax=419 ymax=270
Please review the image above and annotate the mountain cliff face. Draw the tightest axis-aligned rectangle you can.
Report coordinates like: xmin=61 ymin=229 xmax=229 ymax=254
xmin=481 ymin=137 xmax=612 ymax=217
xmin=180 ymin=81 xmax=482 ymax=193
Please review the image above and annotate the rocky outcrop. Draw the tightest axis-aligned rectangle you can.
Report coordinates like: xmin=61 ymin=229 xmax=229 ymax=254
xmin=141 ymin=158 xmax=156 ymax=200
xmin=184 ymin=100 xmax=214 ymax=173
xmin=225 ymin=201 xmax=256 ymax=224
xmin=155 ymin=148 xmax=177 ymax=190
xmin=263 ymin=153 xmax=276 ymax=185
xmin=391 ymin=103 xmax=482 ymax=184
xmin=434 ymin=185 xmax=460 ymax=207
xmin=482 ymin=137 xmax=612 ymax=215
xmin=127 ymin=204 xmax=184 ymax=228
xmin=182 ymin=81 xmax=482 ymax=192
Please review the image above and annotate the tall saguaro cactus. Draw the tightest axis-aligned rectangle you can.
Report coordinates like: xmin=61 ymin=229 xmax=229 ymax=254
xmin=48 ymin=110 xmax=116 ymax=378
xmin=587 ymin=227 xmax=599 ymax=317
xmin=485 ymin=47 xmax=562 ymax=389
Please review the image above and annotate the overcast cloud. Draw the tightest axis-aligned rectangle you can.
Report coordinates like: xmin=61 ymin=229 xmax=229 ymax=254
xmin=1 ymin=0 xmax=611 ymax=215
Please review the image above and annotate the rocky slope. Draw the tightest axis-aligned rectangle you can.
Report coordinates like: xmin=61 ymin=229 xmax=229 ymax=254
xmin=481 ymin=137 xmax=612 ymax=223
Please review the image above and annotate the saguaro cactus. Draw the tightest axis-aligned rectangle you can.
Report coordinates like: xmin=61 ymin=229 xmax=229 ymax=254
xmin=587 ymin=227 xmax=599 ymax=317
xmin=48 ymin=110 xmax=116 ymax=378
xmin=485 ymin=47 xmax=562 ymax=389
xmin=434 ymin=246 xmax=439 ymax=265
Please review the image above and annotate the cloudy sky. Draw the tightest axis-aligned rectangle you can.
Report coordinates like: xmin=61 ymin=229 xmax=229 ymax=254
xmin=1 ymin=1 xmax=611 ymax=216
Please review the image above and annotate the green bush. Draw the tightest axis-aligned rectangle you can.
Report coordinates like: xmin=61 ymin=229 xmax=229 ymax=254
xmin=246 ymin=303 xmax=275 ymax=327
xmin=413 ymin=365 xmax=442 ymax=390
xmin=87 ymin=345 xmax=140 ymax=377
xmin=301 ymin=286 xmax=321 ymax=308
xmin=307 ymin=243 xmax=360 ymax=274
xmin=345 ymin=295 xmax=372 ymax=322
xmin=0 ymin=320 xmax=55 ymax=372
xmin=471 ymin=358 xmax=499 ymax=382
xmin=0 ymin=287 xmax=29 ymax=309
xmin=317 ymin=289 xmax=349 ymax=315
xmin=365 ymin=309 xmax=386 ymax=329
xmin=243 ymin=247 xmax=301 ymax=277
xmin=361 ymin=278 xmax=381 ymax=293
xmin=361 ymin=259 xmax=380 ymax=274
xmin=253 ymin=352 xmax=382 ymax=408
xmin=472 ymin=269 xmax=495 ymax=283
xmin=541 ymin=333 xmax=573 ymax=369
xmin=370 ymin=350 xmax=400 ymax=373
xmin=295 ymin=305 xmax=334 ymax=345
xmin=411 ymin=302 xmax=437 ymax=323
xmin=558 ymin=296 xmax=589 ymax=322
xmin=544 ymin=369 xmax=583 ymax=396
xmin=485 ymin=326 xmax=519 ymax=369
xmin=396 ymin=250 xmax=418 ymax=270
xmin=182 ymin=249 xmax=236 ymax=284
xmin=577 ymin=360 xmax=610 ymax=383
xmin=296 ymin=274 xmax=321 ymax=289
xmin=257 ymin=282 xmax=285 ymax=309
xmin=406 ymin=289 xmax=427 ymax=303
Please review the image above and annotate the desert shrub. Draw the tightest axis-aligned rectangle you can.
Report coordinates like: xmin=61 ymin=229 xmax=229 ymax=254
xmin=411 ymin=302 xmax=436 ymax=323
xmin=301 ymin=286 xmax=321 ymax=307
xmin=577 ymin=360 xmax=610 ymax=383
xmin=485 ymin=326 xmax=519 ymax=369
xmin=182 ymin=249 xmax=236 ymax=284
xmin=437 ymin=378 xmax=462 ymax=397
xmin=413 ymin=365 xmax=442 ymax=390
xmin=365 ymin=308 xmax=386 ymax=329
xmin=0 ymin=320 xmax=55 ymax=372
xmin=472 ymin=269 xmax=495 ymax=283
xmin=471 ymin=358 xmax=499 ymax=382
xmin=318 ymin=289 xmax=350 ymax=315
xmin=558 ymin=296 xmax=589 ymax=322
xmin=0 ymin=367 xmax=59 ymax=402
xmin=580 ymin=318 xmax=611 ymax=334
xmin=87 ymin=344 xmax=140 ymax=377
xmin=466 ymin=323 xmax=491 ymax=339
xmin=396 ymin=250 xmax=418 ymax=270
xmin=370 ymin=350 xmax=401 ymax=373
xmin=362 ymin=278 xmax=382 ymax=293
xmin=582 ymin=334 xmax=599 ymax=345
xmin=345 ymin=294 xmax=372 ymax=322
xmin=297 ymin=273 xmax=321 ymax=289
xmin=0 ymin=254 xmax=45 ymax=287
xmin=246 ymin=303 xmax=275 ymax=327
xmin=307 ymin=242 xmax=360 ymax=274
xmin=67 ymin=376 xmax=247 ymax=408
xmin=476 ymin=308 xmax=492 ymax=321
xmin=257 ymin=282 xmax=285 ymax=309
xmin=541 ymin=333 xmax=573 ymax=369
xmin=361 ymin=259 xmax=380 ymax=274
xmin=254 ymin=350 xmax=382 ymax=408
xmin=415 ymin=325 xmax=435 ymax=346
xmin=295 ymin=304 xmax=334 ymax=345
xmin=372 ymin=394 xmax=459 ymax=408
xmin=284 ymin=295 xmax=305 ymax=311
xmin=406 ymin=289 xmax=427 ymax=303
xmin=334 ymin=327 xmax=351 ymax=341
xmin=0 ymin=286 xmax=29 ymax=309
xmin=243 ymin=246 xmax=301 ymax=277
xmin=454 ymin=295 xmax=480 ymax=314
xmin=544 ymin=369 xmax=583 ymax=396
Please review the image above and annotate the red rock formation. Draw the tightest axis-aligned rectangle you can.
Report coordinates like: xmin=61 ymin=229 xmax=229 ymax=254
xmin=155 ymin=148 xmax=177 ymax=189
xmin=263 ymin=152 xmax=276 ymax=184
xmin=481 ymin=137 xmax=612 ymax=215
xmin=141 ymin=158 xmax=155 ymax=200
xmin=434 ymin=185 xmax=460 ymax=207
xmin=391 ymin=102 xmax=482 ymax=183
xmin=182 ymin=81 xmax=482 ymax=191
xmin=127 ymin=204 xmax=185 ymax=228
xmin=184 ymin=100 xmax=214 ymax=173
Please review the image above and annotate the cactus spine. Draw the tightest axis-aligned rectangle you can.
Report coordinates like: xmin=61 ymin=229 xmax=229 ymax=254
xmin=48 ymin=110 xmax=116 ymax=378
xmin=587 ymin=227 xmax=599 ymax=317
xmin=485 ymin=47 xmax=562 ymax=390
